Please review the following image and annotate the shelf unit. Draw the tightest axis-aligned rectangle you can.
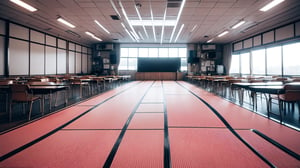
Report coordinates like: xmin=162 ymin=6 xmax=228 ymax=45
xmin=92 ymin=43 xmax=114 ymax=75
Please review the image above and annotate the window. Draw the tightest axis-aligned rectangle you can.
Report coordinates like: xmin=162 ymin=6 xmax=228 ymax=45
xmin=252 ymin=49 xmax=266 ymax=75
xmin=283 ymin=42 xmax=300 ymax=75
xmin=266 ymin=46 xmax=281 ymax=75
xmin=230 ymin=41 xmax=299 ymax=76
xmin=229 ymin=54 xmax=240 ymax=74
xmin=139 ymin=48 xmax=148 ymax=57
xmin=240 ymin=53 xmax=250 ymax=74
xmin=119 ymin=47 xmax=187 ymax=71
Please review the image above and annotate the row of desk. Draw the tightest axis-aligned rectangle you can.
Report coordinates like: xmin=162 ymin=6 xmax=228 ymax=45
xmin=187 ymin=75 xmax=300 ymax=123
xmin=0 ymin=75 xmax=131 ymax=122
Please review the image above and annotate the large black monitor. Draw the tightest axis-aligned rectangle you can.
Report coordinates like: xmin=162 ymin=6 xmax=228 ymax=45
xmin=137 ymin=57 xmax=181 ymax=72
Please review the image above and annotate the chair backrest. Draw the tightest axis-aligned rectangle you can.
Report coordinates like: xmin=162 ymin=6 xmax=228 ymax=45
xmin=11 ymin=84 xmax=31 ymax=101
xmin=280 ymin=83 xmax=300 ymax=102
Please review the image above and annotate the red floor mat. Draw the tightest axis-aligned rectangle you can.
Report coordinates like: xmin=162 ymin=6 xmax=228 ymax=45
xmin=65 ymin=84 xmax=150 ymax=130
xmin=169 ymin=128 xmax=269 ymax=168
xmin=237 ymin=130 xmax=300 ymax=167
xmin=178 ymin=81 xmax=300 ymax=155
xmin=0 ymin=130 xmax=120 ymax=168
xmin=166 ymin=94 xmax=225 ymax=128
xmin=136 ymin=104 xmax=164 ymax=113
xmin=0 ymin=105 xmax=91 ymax=156
xmin=128 ymin=113 xmax=164 ymax=129
xmin=111 ymin=130 xmax=164 ymax=168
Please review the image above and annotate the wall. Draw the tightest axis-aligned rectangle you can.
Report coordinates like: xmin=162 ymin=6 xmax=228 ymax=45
xmin=0 ymin=19 xmax=92 ymax=77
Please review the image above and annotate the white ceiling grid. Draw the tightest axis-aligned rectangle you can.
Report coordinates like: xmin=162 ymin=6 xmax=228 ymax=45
xmin=0 ymin=0 xmax=299 ymax=45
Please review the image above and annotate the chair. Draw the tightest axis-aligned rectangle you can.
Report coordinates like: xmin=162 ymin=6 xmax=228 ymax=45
xmin=269 ymin=83 xmax=300 ymax=123
xmin=9 ymin=84 xmax=42 ymax=121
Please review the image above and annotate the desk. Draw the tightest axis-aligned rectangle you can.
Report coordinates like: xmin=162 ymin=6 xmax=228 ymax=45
xmin=29 ymin=85 xmax=69 ymax=114
xmin=232 ymin=82 xmax=283 ymax=108
xmin=248 ymin=85 xmax=285 ymax=122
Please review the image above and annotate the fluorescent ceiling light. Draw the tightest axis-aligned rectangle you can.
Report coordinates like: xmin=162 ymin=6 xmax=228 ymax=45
xmin=207 ymin=39 xmax=214 ymax=43
xmin=57 ymin=17 xmax=75 ymax=28
xmin=260 ymin=0 xmax=285 ymax=12
xmin=169 ymin=0 xmax=186 ymax=42
xmin=109 ymin=0 xmax=121 ymax=19
xmin=85 ymin=32 xmax=102 ymax=41
xmin=135 ymin=4 xmax=148 ymax=38
xmin=174 ymin=24 xmax=184 ymax=42
xmin=218 ymin=31 xmax=229 ymax=37
xmin=232 ymin=20 xmax=245 ymax=29
xmin=160 ymin=8 xmax=167 ymax=44
xmin=150 ymin=5 xmax=157 ymax=42
xmin=10 ymin=0 xmax=37 ymax=12
xmin=121 ymin=22 xmax=136 ymax=42
xmin=119 ymin=1 xmax=139 ymax=41
xmin=190 ymin=25 xmax=198 ymax=33
xmin=94 ymin=20 xmax=110 ymax=34
xmin=130 ymin=20 xmax=177 ymax=26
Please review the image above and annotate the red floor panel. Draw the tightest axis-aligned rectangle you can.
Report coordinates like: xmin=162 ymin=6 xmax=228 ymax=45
xmin=169 ymin=128 xmax=269 ymax=168
xmin=65 ymin=83 xmax=151 ymax=130
xmin=166 ymin=94 xmax=225 ymax=128
xmin=128 ymin=113 xmax=164 ymax=129
xmin=136 ymin=104 xmax=164 ymax=113
xmin=0 ymin=130 xmax=120 ymax=168
xmin=237 ymin=130 xmax=300 ymax=168
xmin=111 ymin=130 xmax=164 ymax=168
xmin=78 ymin=81 xmax=138 ymax=106
xmin=0 ymin=105 xmax=92 ymax=157
xmin=178 ymin=81 xmax=300 ymax=155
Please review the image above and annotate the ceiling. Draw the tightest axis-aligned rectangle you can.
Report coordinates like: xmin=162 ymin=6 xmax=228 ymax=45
xmin=1 ymin=0 xmax=300 ymax=46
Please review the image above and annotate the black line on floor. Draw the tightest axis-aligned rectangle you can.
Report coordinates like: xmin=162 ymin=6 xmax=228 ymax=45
xmin=169 ymin=126 xmax=227 ymax=129
xmin=162 ymin=81 xmax=171 ymax=168
xmin=251 ymin=129 xmax=300 ymax=160
xmin=0 ymin=81 xmax=143 ymax=162
xmin=135 ymin=112 xmax=164 ymax=113
xmin=103 ymin=81 xmax=154 ymax=168
xmin=61 ymin=129 xmax=123 ymax=131
xmin=176 ymin=81 xmax=276 ymax=168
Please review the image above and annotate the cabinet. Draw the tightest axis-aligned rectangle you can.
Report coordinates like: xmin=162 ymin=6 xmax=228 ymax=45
xmin=92 ymin=43 xmax=114 ymax=75
xmin=199 ymin=44 xmax=222 ymax=75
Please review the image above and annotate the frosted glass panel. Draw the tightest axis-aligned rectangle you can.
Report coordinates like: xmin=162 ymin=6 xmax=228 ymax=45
xmin=58 ymin=39 xmax=66 ymax=49
xmin=0 ymin=36 xmax=4 ymax=75
xmin=253 ymin=35 xmax=261 ymax=46
xmin=10 ymin=23 xmax=29 ymax=40
xmin=243 ymin=38 xmax=252 ymax=48
xmin=57 ymin=49 xmax=66 ymax=74
xmin=234 ymin=42 xmax=242 ymax=51
xmin=76 ymin=52 xmax=81 ymax=73
xmin=82 ymin=54 xmax=88 ymax=73
xmin=82 ymin=47 xmax=87 ymax=53
xmin=46 ymin=35 xmax=56 ymax=46
xmin=9 ymin=39 xmax=29 ymax=75
xmin=76 ymin=44 xmax=81 ymax=52
xmin=296 ymin=21 xmax=300 ymax=36
xmin=30 ymin=30 xmax=44 ymax=44
xmin=45 ymin=46 xmax=56 ymax=74
xmin=263 ymin=31 xmax=274 ymax=44
xmin=88 ymin=55 xmax=92 ymax=73
xmin=0 ymin=20 xmax=5 ymax=35
xmin=30 ymin=43 xmax=44 ymax=75
xmin=69 ymin=51 xmax=75 ymax=74
xmin=69 ymin=42 xmax=75 ymax=50
xmin=275 ymin=24 xmax=294 ymax=41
